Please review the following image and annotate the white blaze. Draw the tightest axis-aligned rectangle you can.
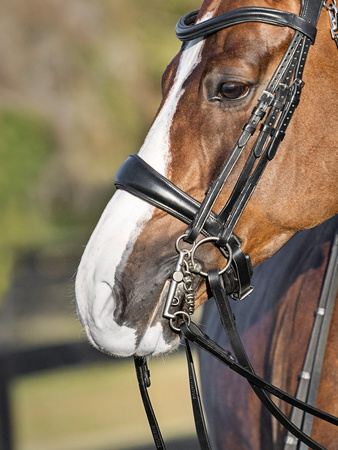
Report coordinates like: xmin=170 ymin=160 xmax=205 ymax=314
xmin=75 ymin=11 xmax=214 ymax=356
xmin=140 ymin=22 xmax=212 ymax=173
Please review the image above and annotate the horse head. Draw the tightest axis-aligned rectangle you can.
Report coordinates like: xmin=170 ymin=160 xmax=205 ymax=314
xmin=76 ymin=0 xmax=337 ymax=357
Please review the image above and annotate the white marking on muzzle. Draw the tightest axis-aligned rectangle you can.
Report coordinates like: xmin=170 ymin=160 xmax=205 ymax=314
xmin=136 ymin=323 xmax=174 ymax=357
xmin=76 ymin=12 xmax=213 ymax=356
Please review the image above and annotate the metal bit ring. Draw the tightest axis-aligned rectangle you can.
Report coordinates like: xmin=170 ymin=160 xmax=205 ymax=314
xmin=169 ymin=311 xmax=191 ymax=332
xmin=190 ymin=236 xmax=232 ymax=278
xmin=175 ymin=234 xmax=193 ymax=253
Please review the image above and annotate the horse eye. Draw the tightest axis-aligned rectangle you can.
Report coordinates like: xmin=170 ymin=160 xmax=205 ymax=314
xmin=218 ymin=81 xmax=249 ymax=100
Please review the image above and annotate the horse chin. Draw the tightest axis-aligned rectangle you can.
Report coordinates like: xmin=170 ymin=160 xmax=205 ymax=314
xmin=81 ymin=306 xmax=180 ymax=358
xmin=76 ymin=241 xmax=201 ymax=357
xmin=134 ymin=322 xmax=181 ymax=357
xmin=134 ymin=281 xmax=184 ymax=357
xmin=132 ymin=276 xmax=194 ymax=357
xmin=76 ymin=278 xmax=181 ymax=358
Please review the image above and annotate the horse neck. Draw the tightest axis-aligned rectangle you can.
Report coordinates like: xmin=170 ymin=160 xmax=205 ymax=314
xmin=240 ymin=217 xmax=337 ymax=442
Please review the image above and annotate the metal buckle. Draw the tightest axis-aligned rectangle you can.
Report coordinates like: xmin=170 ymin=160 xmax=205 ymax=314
xmin=169 ymin=311 xmax=191 ymax=332
xmin=190 ymin=236 xmax=232 ymax=278
xmin=258 ymin=89 xmax=275 ymax=105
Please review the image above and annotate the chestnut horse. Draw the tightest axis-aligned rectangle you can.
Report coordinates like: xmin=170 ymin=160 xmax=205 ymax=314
xmin=76 ymin=0 xmax=338 ymax=448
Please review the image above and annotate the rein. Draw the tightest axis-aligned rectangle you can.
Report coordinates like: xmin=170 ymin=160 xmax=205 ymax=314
xmin=135 ymin=237 xmax=338 ymax=450
xmin=114 ymin=0 xmax=338 ymax=448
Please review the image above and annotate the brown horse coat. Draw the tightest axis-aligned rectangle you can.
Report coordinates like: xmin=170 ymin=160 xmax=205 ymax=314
xmin=200 ymin=215 xmax=338 ymax=449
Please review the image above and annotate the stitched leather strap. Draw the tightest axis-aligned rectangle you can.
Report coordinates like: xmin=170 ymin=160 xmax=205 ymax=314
xmin=134 ymin=357 xmax=166 ymax=450
xmin=284 ymin=231 xmax=338 ymax=449
xmin=184 ymin=29 xmax=310 ymax=246
xmin=185 ymin=340 xmax=212 ymax=450
xmin=115 ymin=153 xmax=221 ymax=236
xmin=300 ymin=0 xmax=325 ymax=25
xmin=115 ymin=155 xmax=253 ymax=300
xmin=176 ymin=7 xmax=317 ymax=42
xmin=206 ymin=270 xmax=332 ymax=450
xmin=133 ymin=252 xmax=338 ymax=450
xmin=180 ymin=321 xmax=338 ymax=430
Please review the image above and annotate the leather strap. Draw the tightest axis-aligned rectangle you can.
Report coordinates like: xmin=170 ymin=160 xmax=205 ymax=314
xmin=206 ymin=269 xmax=333 ymax=450
xmin=135 ymin=240 xmax=338 ymax=450
xmin=134 ymin=357 xmax=166 ymax=450
xmin=180 ymin=321 xmax=338 ymax=430
xmin=176 ymin=7 xmax=317 ymax=42
xmin=284 ymin=231 xmax=338 ymax=449
xmin=185 ymin=340 xmax=212 ymax=450
xmin=300 ymin=0 xmax=325 ymax=25
xmin=115 ymin=154 xmax=216 ymax=233
xmin=115 ymin=155 xmax=253 ymax=300
xmin=184 ymin=29 xmax=309 ymax=246
xmin=125 ymin=1 xmax=337 ymax=447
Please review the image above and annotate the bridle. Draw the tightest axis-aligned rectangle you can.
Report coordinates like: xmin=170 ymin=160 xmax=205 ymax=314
xmin=114 ymin=1 xmax=338 ymax=449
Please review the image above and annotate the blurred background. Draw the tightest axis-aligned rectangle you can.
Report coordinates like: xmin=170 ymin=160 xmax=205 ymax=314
xmin=0 ymin=1 xmax=202 ymax=449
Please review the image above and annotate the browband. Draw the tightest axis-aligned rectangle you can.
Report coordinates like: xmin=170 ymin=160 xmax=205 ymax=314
xmin=176 ymin=7 xmax=317 ymax=43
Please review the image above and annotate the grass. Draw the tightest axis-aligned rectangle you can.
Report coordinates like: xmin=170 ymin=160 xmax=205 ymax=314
xmin=12 ymin=351 xmax=198 ymax=450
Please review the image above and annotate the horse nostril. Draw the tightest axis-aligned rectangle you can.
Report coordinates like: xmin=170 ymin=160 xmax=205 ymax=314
xmin=111 ymin=278 xmax=128 ymax=323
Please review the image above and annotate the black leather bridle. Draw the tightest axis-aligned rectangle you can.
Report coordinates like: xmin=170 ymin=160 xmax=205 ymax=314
xmin=114 ymin=1 xmax=338 ymax=449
